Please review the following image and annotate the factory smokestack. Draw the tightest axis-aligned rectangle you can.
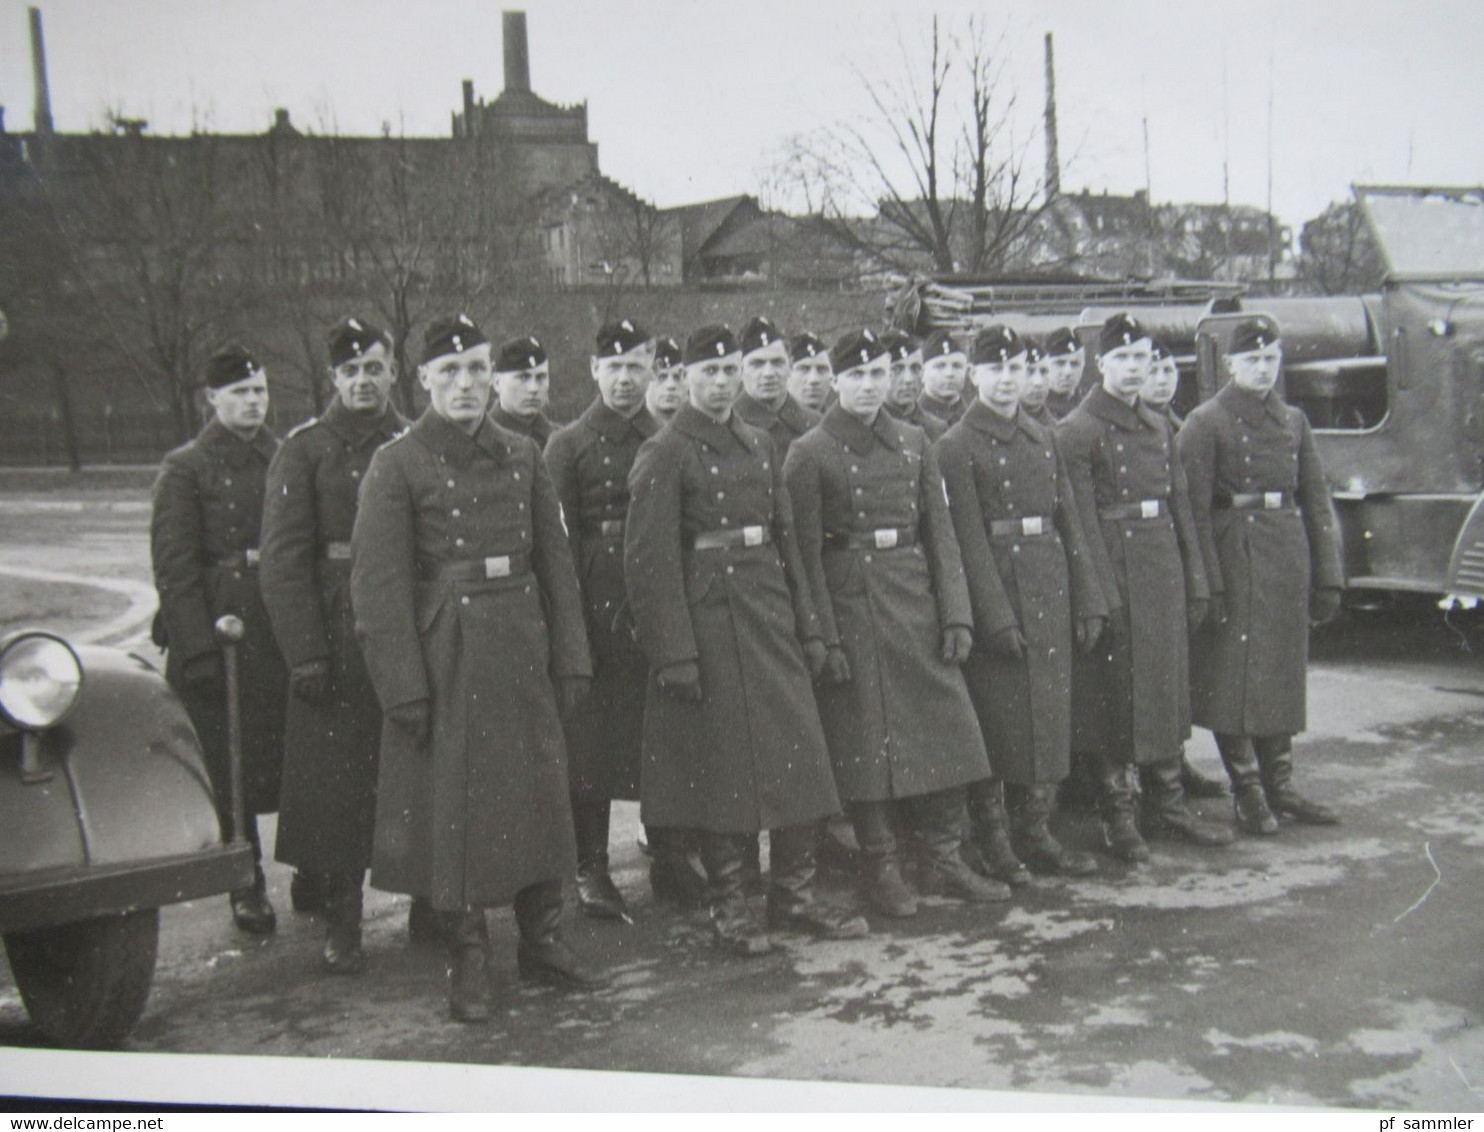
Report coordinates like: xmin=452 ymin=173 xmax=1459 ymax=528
xmin=30 ymin=7 xmax=54 ymax=137
xmin=503 ymin=11 xmax=531 ymax=94
xmin=1043 ymin=32 xmax=1060 ymax=199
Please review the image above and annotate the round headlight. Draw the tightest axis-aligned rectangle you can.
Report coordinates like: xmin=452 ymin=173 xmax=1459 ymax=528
xmin=0 ymin=631 xmax=84 ymax=730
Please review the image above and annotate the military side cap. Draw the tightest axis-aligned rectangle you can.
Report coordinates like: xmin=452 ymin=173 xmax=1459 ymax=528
xmin=494 ymin=335 xmax=547 ymax=373
xmin=1098 ymin=312 xmax=1148 ymax=355
xmin=1024 ymin=339 xmax=1045 ymax=365
xmin=328 ymin=316 xmax=389 ymax=367
xmin=595 ymin=317 xmax=650 ymax=357
xmin=204 ymin=343 xmax=259 ymax=389
xmin=423 ymin=314 xmax=488 ymax=364
xmin=739 ymin=315 xmax=786 ymax=357
xmin=655 ymin=335 xmax=683 ymax=368
xmin=830 ymin=327 xmax=888 ymax=373
xmin=1229 ymin=315 xmax=1282 ymax=355
xmin=1044 ymin=326 xmax=1081 ymax=357
xmin=1149 ymin=336 xmax=1173 ymax=362
xmin=880 ymin=329 xmax=918 ymax=363
xmin=684 ymin=325 xmax=739 ymax=365
xmin=923 ymin=329 xmax=965 ymax=360
xmin=788 ymin=332 xmax=827 ymax=364
xmin=971 ymin=324 xmax=1024 ymax=365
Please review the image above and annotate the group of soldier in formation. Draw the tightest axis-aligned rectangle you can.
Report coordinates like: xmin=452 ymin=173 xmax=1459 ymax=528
xmin=149 ymin=303 xmax=1344 ymax=1022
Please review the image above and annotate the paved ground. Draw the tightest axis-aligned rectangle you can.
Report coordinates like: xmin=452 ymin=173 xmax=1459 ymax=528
xmin=2 ymin=479 xmax=1482 ymax=1111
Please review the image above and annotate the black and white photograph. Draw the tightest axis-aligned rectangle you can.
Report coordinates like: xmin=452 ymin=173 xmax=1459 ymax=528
xmin=1 ymin=0 xmax=1482 ymax=1114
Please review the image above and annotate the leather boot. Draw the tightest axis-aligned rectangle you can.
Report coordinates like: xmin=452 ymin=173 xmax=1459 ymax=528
xmin=1008 ymin=783 xmax=1097 ymax=876
xmin=646 ymin=825 xmax=707 ymax=908
xmin=1096 ymin=756 xmax=1152 ymax=863
xmin=1141 ymin=758 xmax=1235 ymax=846
xmin=848 ymin=801 xmax=917 ymax=918
xmin=290 ymin=870 xmax=327 ymax=913
xmin=231 ymin=818 xmax=277 ymax=934
xmin=701 ymin=832 xmax=773 ymax=957
xmin=965 ymin=778 xmax=1033 ymax=887
xmin=322 ymin=872 xmax=365 ymax=975
xmin=910 ymin=791 xmax=1012 ymax=903
xmin=572 ymin=796 xmax=631 ymax=922
xmin=766 ymin=823 xmax=870 ymax=939
xmin=1058 ymin=752 xmax=1102 ymax=815
xmin=817 ymin=815 xmax=861 ymax=876
xmin=1215 ymin=734 xmax=1279 ymax=835
xmin=408 ymin=895 xmax=444 ymax=946
xmin=444 ymin=910 xmax=491 ymax=1022
xmin=1181 ymin=753 xmax=1230 ymax=799
xmin=1255 ymin=736 xmax=1340 ymax=825
xmin=514 ymin=880 xmax=609 ymax=990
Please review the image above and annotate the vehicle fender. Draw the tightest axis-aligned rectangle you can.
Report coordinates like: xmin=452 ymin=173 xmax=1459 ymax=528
xmin=1444 ymin=492 xmax=1484 ymax=599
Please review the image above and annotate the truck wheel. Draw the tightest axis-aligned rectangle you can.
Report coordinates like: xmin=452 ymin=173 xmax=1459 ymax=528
xmin=3 ymin=908 xmax=160 ymax=1049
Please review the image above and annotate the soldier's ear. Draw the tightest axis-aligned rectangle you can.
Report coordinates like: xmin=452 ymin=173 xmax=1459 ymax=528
xmin=590 ymin=357 xmax=601 ymax=383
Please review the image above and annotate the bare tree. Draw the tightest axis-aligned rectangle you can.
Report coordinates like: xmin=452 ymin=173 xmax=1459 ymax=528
xmin=1296 ymin=200 xmax=1385 ymax=295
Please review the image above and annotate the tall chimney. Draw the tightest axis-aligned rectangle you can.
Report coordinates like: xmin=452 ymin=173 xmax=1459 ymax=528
xmin=503 ymin=11 xmax=531 ymax=94
xmin=1043 ymin=32 xmax=1060 ymax=199
xmin=30 ymin=7 xmax=54 ymax=136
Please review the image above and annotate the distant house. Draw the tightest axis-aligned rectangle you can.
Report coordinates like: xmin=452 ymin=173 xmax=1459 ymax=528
xmin=537 ymin=173 xmax=682 ymax=288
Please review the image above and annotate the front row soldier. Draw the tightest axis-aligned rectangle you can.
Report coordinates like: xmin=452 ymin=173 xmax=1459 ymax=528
xmin=785 ymin=329 xmax=1006 ymax=918
xmin=918 ymin=329 xmax=970 ymax=428
xmin=647 ymin=335 xmax=687 ymax=426
xmin=787 ymin=331 xmax=833 ymax=413
xmin=1178 ymin=315 xmax=1344 ymax=832
xmin=351 ymin=313 xmax=604 ymax=1023
xmin=1043 ymin=327 xmax=1086 ymax=420
xmin=937 ymin=326 xmax=1104 ymax=881
xmin=1058 ymin=314 xmax=1233 ymax=862
xmin=259 ymin=318 xmax=410 ymax=973
xmin=151 ymin=345 xmax=287 ymax=933
xmin=626 ymin=325 xmax=869 ymax=956
xmin=882 ymin=331 xmax=945 ymax=441
xmin=490 ymin=334 xmax=557 ymax=446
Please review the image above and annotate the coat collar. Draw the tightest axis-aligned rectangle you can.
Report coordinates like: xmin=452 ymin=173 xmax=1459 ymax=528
xmin=1218 ymin=382 xmax=1289 ymax=427
xmin=821 ymin=404 xmax=906 ymax=455
xmin=580 ymin=397 xmax=658 ymax=443
xmin=411 ymin=408 xmax=510 ymax=469
xmin=1025 ymin=403 xmax=1060 ymax=431
xmin=490 ymin=404 xmax=553 ymax=445
xmin=320 ymin=398 xmax=407 ymax=448
xmin=963 ymin=398 xmax=1037 ymax=442
xmin=919 ymin=392 xmax=962 ymax=420
xmin=1082 ymin=384 xmax=1163 ymax=432
xmin=199 ymin=417 xmax=277 ymax=466
xmin=672 ymin=402 xmax=754 ymax=452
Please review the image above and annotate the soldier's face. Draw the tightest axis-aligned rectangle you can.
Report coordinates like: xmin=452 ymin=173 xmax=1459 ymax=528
xmin=1227 ymin=343 xmax=1283 ymax=396
xmin=832 ymin=356 xmax=891 ymax=420
xmin=647 ymin=364 xmax=687 ymax=415
xmin=922 ymin=353 xmax=968 ymax=401
xmin=331 ymin=342 xmax=395 ymax=414
xmin=207 ymin=371 xmax=269 ymax=434
xmin=1097 ymin=340 xmax=1152 ymax=402
xmin=419 ymin=344 xmax=493 ymax=426
xmin=495 ymin=363 xmax=550 ymax=418
xmin=687 ymin=353 xmax=743 ymax=420
xmin=887 ymin=352 xmax=924 ymax=410
xmin=1020 ymin=359 xmax=1050 ymax=410
xmin=1047 ymin=351 xmax=1084 ymax=396
xmin=741 ymin=340 xmax=790 ymax=404
xmin=973 ymin=355 xmax=1026 ymax=415
xmin=591 ymin=345 xmax=654 ymax=415
xmin=788 ymin=356 xmax=833 ymax=412
xmin=1143 ymin=358 xmax=1180 ymax=408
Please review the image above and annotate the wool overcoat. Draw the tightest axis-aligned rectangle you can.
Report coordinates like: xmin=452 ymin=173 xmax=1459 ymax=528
xmin=919 ymin=392 xmax=967 ymax=428
xmin=350 ymin=411 xmax=591 ymax=911
xmin=491 ymin=404 xmax=556 ymax=448
xmin=885 ymin=401 xmax=947 ymax=441
xmin=624 ymin=402 xmax=841 ymax=834
xmin=733 ymin=390 xmax=822 ymax=455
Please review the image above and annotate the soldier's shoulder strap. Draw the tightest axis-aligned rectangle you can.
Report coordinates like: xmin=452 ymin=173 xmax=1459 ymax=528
xmin=285 ymin=417 xmax=322 ymax=440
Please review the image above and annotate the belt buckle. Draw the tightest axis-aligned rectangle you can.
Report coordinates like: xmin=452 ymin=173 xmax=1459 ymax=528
xmin=1022 ymin=517 xmax=1044 ymax=536
xmin=244 ymin=548 xmax=261 ymax=567
xmin=483 ymin=555 xmax=511 ymax=579
xmin=1139 ymin=500 xmax=1160 ymax=520
xmin=873 ymin=528 xmax=899 ymax=550
xmin=1263 ymin=491 xmax=1283 ymax=510
xmin=743 ymin=525 xmax=765 ymax=547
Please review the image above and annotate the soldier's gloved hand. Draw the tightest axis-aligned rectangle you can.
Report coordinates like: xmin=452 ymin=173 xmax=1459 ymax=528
xmin=988 ymin=626 xmax=1027 ymax=660
xmin=558 ymin=675 xmax=592 ymax=715
xmin=1209 ymin=593 xmax=1230 ymax=626
xmin=657 ymin=661 xmax=703 ymax=703
xmin=1187 ymin=598 xmax=1210 ymax=632
xmin=182 ymin=652 xmax=223 ymax=690
xmin=290 ymin=659 xmax=331 ymax=703
xmin=941 ymin=626 xmax=974 ymax=665
xmin=386 ymin=698 xmax=431 ymax=747
xmin=802 ymin=638 xmax=829 ymax=681
xmin=823 ymin=645 xmax=853 ymax=685
xmin=1075 ymin=616 xmax=1106 ymax=653
xmin=1311 ymin=586 xmax=1343 ymax=626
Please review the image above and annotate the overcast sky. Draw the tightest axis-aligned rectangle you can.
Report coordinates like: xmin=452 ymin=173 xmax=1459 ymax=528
xmin=2 ymin=0 xmax=1481 ymax=229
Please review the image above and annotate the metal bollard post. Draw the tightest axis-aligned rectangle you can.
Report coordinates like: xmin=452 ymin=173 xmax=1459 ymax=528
xmin=214 ymin=615 xmax=247 ymax=846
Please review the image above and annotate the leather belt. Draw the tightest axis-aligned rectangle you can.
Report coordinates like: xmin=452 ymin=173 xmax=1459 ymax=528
xmin=1098 ymin=499 xmax=1166 ymax=521
xmin=824 ymin=526 xmax=918 ymax=551
xmin=583 ymin=519 xmax=625 ymax=537
xmin=989 ymin=515 xmax=1054 ymax=538
xmin=694 ymin=525 xmax=769 ymax=551
xmin=1216 ymin=491 xmax=1293 ymax=511
xmin=214 ymin=549 xmax=260 ymax=569
xmin=423 ymin=552 xmax=532 ymax=582
xmin=322 ymin=541 xmax=353 ymax=561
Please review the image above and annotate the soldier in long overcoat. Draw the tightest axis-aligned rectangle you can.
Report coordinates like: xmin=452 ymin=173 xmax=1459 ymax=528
xmin=1018 ymin=340 xmax=1059 ymax=430
xmin=259 ymin=317 xmax=408 ymax=972
xmin=882 ymin=331 xmax=946 ymax=441
xmin=1177 ymin=316 xmax=1345 ymax=832
xmin=918 ymin=329 xmax=970 ymax=427
xmin=1043 ymin=327 xmax=1087 ymax=421
xmin=937 ymin=326 xmax=1106 ymax=881
xmin=786 ymin=331 xmax=833 ymax=414
xmin=625 ymin=324 xmax=868 ymax=956
xmin=784 ymin=329 xmax=1004 ymax=919
xmin=150 ymin=344 xmax=287 ymax=934
xmin=1056 ymin=313 xmax=1231 ymax=862
xmin=351 ymin=313 xmax=602 ymax=1022
xmin=732 ymin=315 xmax=823 ymax=452
xmin=490 ymin=334 xmax=557 ymax=446
xmin=646 ymin=336 xmax=687 ymax=427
